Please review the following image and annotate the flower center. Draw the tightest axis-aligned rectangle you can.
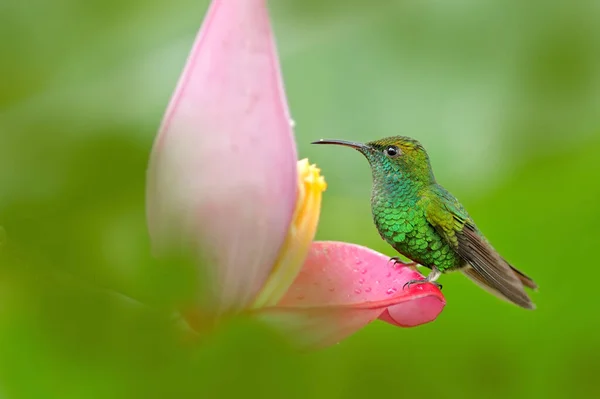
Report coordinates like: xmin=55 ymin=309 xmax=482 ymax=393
xmin=251 ymin=158 xmax=327 ymax=308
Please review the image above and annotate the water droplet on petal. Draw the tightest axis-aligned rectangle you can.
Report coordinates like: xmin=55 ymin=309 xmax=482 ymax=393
xmin=354 ymin=289 xmax=362 ymax=294
xmin=386 ymin=272 xmax=391 ymax=278
xmin=358 ymin=278 xmax=365 ymax=284
xmin=361 ymin=268 xmax=368 ymax=274
xmin=365 ymin=287 xmax=372 ymax=293
xmin=386 ymin=287 xmax=398 ymax=295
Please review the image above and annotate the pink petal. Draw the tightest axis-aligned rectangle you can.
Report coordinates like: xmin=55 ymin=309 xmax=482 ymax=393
xmin=256 ymin=241 xmax=445 ymax=348
xmin=146 ymin=0 xmax=297 ymax=314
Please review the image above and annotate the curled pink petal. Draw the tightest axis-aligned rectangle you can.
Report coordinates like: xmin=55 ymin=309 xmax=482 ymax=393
xmin=146 ymin=0 xmax=297 ymax=314
xmin=256 ymin=241 xmax=445 ymax=348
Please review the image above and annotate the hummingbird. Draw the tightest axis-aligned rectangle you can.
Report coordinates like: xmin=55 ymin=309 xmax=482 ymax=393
xmin=312 ymin=136 xmax=537 ymax=309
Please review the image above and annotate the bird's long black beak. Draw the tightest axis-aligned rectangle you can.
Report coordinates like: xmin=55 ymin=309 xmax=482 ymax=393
xmin=311 ymin=139 xmax=368 ymax=150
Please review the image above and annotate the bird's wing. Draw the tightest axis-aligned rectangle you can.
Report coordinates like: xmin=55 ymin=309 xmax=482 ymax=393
xmin=420 ymin=186 xmax=535 ymax=309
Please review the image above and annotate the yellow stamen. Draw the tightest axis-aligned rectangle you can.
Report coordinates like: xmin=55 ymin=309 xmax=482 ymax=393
xmin=251 ymin=158 xmax=327 ymax=308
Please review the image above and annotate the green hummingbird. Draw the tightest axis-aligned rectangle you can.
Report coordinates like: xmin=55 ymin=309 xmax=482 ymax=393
xmin=312 ymin=136 xmax=537 ymax=309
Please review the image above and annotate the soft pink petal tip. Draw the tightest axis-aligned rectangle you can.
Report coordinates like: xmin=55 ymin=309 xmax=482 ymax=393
xmin=257 ymin=242 xmax=445 ymax=348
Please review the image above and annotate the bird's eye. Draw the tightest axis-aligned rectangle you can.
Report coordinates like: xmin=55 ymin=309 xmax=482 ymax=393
xmin=384 ymin=146 xmax=401 ymax=158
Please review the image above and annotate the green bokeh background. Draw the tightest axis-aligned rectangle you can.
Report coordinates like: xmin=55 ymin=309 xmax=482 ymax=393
xmin=2 ymin=0 xmax=600 ymax=398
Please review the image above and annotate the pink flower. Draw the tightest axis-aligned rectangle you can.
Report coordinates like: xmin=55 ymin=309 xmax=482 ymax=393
xmin=146 ymin=0 xmax=445 ymax=349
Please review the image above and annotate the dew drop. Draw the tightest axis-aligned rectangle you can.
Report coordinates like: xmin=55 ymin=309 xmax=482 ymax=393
xmin=361 ymin=268 xmax=368 ymax=274
xmin=329 ymin=287 xmax=335 ymax=292
xmin=358 ymin=278 xmax=365 ymax=284
xmin=354 ymin=289 xmax=362 ymax=294
xmin=386 ymin=287 xmax=398 ymax=295
xmin=355 ymin=260 xmax=363 ymax=266
xmin=375 ymin=280 xmax=380 ymax=285
xmin=386 ymin=272 xmax=392 ymax=278
xmin=365 ymin=287 xmax=372 ymax=293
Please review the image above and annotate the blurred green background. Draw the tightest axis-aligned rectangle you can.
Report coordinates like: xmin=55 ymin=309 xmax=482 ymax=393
xmin=2 ymin=0 xmax=600 ymax=398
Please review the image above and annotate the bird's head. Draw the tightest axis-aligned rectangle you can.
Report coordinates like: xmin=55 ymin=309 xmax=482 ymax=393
xmin=312 ymin=136 xmax=435 ymax=185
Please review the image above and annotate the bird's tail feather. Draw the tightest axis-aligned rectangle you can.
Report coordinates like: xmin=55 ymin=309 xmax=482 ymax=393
xmin=506 ymin=262 xmax=538 ymax=290
xmin=462 ymin=266 xmax=536 ymax=310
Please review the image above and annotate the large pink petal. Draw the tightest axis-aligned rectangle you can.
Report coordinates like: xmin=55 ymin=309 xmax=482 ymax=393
xmin=146 ymin=0 xmax=297 ymax=314
xmin=256 ymin=242 xmax=445 ymax=349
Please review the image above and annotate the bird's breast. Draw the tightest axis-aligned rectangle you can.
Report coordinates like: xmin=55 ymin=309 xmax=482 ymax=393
xmin=370 ymin=184 xmax=461 ymax=271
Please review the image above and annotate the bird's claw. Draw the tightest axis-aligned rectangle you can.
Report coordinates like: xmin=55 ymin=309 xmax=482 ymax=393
xmin=403 ymin=279 xmax=443 ymax=290
xmin=388 ymin=257 xmax=402 ymax=267
xmin=388 ymin=257 xmax=418 ymax=270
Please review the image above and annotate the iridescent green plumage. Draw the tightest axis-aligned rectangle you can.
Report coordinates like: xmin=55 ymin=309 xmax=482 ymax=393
xmin=313 ymin=136 xmax=537 ymax=309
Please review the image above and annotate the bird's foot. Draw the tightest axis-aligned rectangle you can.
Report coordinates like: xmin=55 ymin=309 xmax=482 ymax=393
xmin=388 ymin=257 xmax=418 ymax=271
xmin=403 ymin=279 xmax=443 ymax=290
xmin=403 ymin=268 xmax=443 ymax=290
